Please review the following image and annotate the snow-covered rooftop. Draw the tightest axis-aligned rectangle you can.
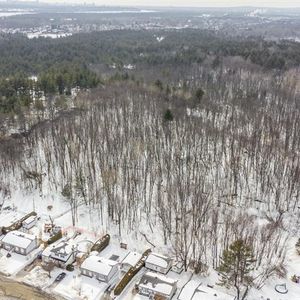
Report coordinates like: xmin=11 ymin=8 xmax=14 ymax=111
xmin=121 ymin=251 xmax=142 ymax=267
xmin=178 ymin=279 xmax=201 ymax=300
xmin=193 ymin=285 xmax=234 ymax=300
xmin=81 ymin=255 xmax=118 ymax=276
xmin=42 ymin=240 xmax=75 ymax=262
xmin=145 ymin=252 xmax=171 ymax=268
xmin=138 ymin=271 xmax=177 ymax=296
xmin=0 ymin=230 xmax=36 ymax=249
xmin=23 ymin=215 xmax=37 ymax=225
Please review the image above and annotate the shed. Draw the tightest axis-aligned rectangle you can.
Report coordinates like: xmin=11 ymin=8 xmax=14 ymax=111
xmin=145 ymin=253 xmax=173 ymax=274
xmin=22 ymin=215 xmax=37 ymax=230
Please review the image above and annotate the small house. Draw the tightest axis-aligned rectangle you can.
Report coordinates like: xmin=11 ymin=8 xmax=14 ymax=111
xmin=145 ymin=253 xmax=172 ymax=274
xmin=80 ymin=255 xmax=119 ymax=283
xmin=120 ymin=251 xmax=142 ymax=272
xmin=137 ymin=271 xmax=177 ymax=300
xmin=178 ymin=280 xmax=235 ymax=300
xmin=42 ymin=240 xmax=76 ymax=268
xmin=22 ymin=215 xmax=37 ymax=230
xmin=0 ymin=230 xmax=38 ymax=255
xmin=192 ymin=285 xmax=235 ymax=300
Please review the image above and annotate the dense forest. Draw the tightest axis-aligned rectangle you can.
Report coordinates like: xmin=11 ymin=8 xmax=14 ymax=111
xmin=1 ymin=30 xmax=300 ymax=76
xmin=1 ymin=29 xmax=300 ymax=115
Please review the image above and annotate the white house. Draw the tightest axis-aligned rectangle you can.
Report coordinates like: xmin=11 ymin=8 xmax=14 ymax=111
xmin=178 ymin=280 xmax=201 ymax=300
xmin=145 ymin=252 xmax=172 ymax=274
xmin=42 ymin=240 xmax=76 ymax=268
xmin=80 ymin=255 xmax=119 ymax=283
xmin=0 ymin=230 xmax=38 ymax=255
xmin=137 ymin=271 xmax=177 ymax=300
xmin=120 ymin=251 xmax=142 ymax=272
xmin=178 ymin=280 xmax=235 ymax=300
xmin=192 ymin=285 xmax=235 ymax=300
xmin=22 ymin=215 xmax=37 ymax=230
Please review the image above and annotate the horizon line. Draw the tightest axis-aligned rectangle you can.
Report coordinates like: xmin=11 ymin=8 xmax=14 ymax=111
xmin=1 ymin=1 xmax=300 ymax=9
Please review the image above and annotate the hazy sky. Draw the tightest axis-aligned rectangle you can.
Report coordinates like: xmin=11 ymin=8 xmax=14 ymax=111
xmin=45 ymin=0 xmax=300 ymax=7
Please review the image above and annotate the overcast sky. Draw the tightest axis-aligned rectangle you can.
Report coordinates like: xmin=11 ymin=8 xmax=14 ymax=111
xmin=44 ymin=0 xmax=300 ymax=7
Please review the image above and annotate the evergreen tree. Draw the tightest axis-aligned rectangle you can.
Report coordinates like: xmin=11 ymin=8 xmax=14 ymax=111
xmin=195 ymin=88 xmax=204 ymax=102
xmin=164 ymin=109 xmax=174 ymax=122
xmin=218 ymin=239 xmax=256 ymax=300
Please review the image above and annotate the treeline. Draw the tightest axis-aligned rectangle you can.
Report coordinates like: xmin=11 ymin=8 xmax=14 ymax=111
xmin=39 ymin=64 xmax=99 ymax=95
xmin=0 ymin=64 xmax=99 ymax=114
xmin=1 ymin=30 xmax=300 ymax=77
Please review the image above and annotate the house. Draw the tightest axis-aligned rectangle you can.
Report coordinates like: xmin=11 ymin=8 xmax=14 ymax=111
xmin=42 ymin=240 xmax=76 ymax=268
xmin=137 ymin=271 xmax=177 ymax=300
xmin=80 ymin=254 xmax=119 ymax=283
xmin=22 ymin=215 xmax=37 ymax=230
xmin=178 ymin=280 xmax=235 ymax=300
xmin=178 ymin=280 xmax=201 ymax=300
xmin=120 ymin=251 xmax=142 ymax=272
xmin=0 ymin=230 xmax=38 ymax=255
xmin=145 ymin=253 xmax=172 ymax=274
xmin=192 ymin=285 xmax=235 ymax=300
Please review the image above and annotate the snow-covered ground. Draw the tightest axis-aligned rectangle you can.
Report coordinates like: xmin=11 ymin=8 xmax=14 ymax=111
xmin=0 ymin=247 xmax=41 ymax=276
xmin=22 ymin=266 xmax=62 ymax=289
xmin=52 ymin=270 xmax=108 ymax=300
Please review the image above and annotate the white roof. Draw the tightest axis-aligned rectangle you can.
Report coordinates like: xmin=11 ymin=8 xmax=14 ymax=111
xmin=146 ymin=252 xmax=171 ymax=268
xmin=178 ymin=280 xmax=201 ymax=300
xmin=23 ymin=216 xmax=36 ymax=225
xmin=192 ymin=285 xmax=234 ymax=300
xmin=122 ymin=251 xmax=142 ymax=267
xmin=42 ymin=240 xmax=74 ymax=262
xmin=81 ymin=255 xmax=118 ymax=276
xmin=139 ymin=271 xmax=176 ymax=296
xmin=1 ymin=230 xmax=36 ymax=249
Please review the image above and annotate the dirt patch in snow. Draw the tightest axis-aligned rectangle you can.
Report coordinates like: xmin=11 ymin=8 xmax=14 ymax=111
xmin=0 ymin=275 xmax=60 ymax=300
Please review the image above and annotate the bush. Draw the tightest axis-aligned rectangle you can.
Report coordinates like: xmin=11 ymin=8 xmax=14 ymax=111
xmin=47 ymin=229 xmax=62 ymax=245
xmin=66 ymin=264 xmax=74 ymax=271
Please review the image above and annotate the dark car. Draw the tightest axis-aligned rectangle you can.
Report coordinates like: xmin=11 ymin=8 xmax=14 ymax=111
xmin=55 ymin=272 xmax=66 ymax=282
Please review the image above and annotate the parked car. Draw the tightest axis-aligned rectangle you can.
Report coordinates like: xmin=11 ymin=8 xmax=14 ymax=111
xmin=55 ymin=272 xmax=66 ymax=282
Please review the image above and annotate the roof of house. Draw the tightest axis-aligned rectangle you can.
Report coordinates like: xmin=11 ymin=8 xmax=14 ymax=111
xmin=138 ymin=271 xmax=177 ymax=296
xmin=121 ymin=251 xmax=142 ymax=267
xmin=43 ymin=240 xmax=75 ymax=263
xmin=0 ymin=230 xmax=36 ymax=249
xmin=192 ymin=285 xmax=234 ymax=300
xmin=81 ymin=255 xmax=118 ymax=276
xmin=145 ymin=252 xmax=172 ymax=269
xmin=178 ymin=280 xmax=201 ymax=300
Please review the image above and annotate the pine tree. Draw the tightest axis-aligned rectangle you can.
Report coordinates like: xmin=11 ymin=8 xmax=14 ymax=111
xmin=164 ymin=109 xmax=174 ymax=122
xmin=218 ymin=239 xmax=256 ymax=300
